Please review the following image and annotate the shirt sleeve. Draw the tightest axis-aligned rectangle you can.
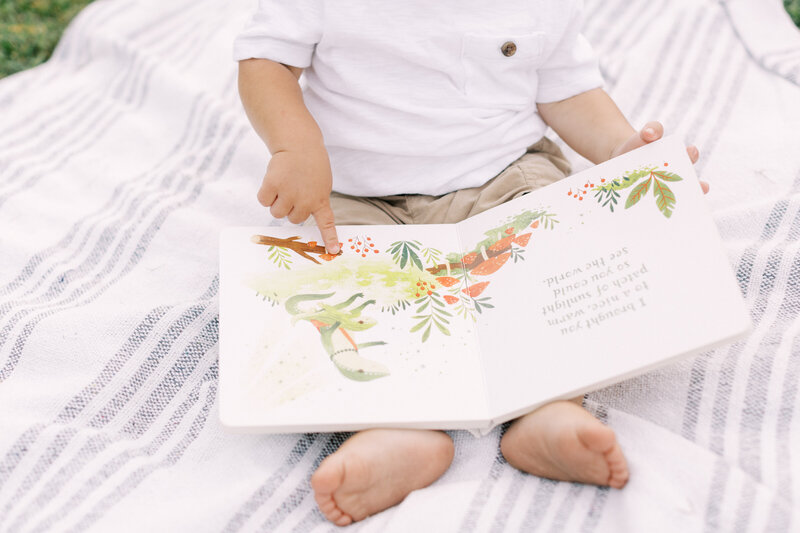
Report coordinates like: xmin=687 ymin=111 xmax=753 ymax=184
xmin=232 ymin=0 xmax=323 ymax=68
xmin=535 ymin=1 xmax=604 ymax=103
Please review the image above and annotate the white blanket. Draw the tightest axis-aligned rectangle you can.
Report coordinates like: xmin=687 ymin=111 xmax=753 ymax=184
xmin=1 ymin=0 xmax=799 ymax=531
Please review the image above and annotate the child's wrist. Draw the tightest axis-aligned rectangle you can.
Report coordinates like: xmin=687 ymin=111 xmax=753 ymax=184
xmin=269 ymin=135 xmax=327 ymax=157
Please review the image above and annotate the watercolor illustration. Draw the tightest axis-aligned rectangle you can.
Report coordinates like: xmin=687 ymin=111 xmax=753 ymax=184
xmin=284 ymin=292 xmax=389 ymax=381
xmin=247 ymin=209 xmax=557 ymax=382
xmin=567 ymin=163 xmax=683 ymax=218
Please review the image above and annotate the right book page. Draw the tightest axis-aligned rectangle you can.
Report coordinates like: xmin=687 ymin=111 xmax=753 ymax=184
xmin=455 ymin=136 xmax=752 ymax=425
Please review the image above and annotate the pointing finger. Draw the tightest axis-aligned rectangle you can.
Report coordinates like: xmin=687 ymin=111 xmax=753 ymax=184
xmin=312 ymin=204 xmax=340 ymax=254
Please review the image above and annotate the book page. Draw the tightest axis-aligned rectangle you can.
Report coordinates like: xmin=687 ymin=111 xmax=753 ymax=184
xmin=219 ymin=224 xmax=488 ymax=432
xmin=455 ymin=137 xmax=751 ymax=422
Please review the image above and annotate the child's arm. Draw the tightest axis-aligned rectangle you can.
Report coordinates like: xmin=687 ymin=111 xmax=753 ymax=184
xmin=238 ymin=58 xmax=340 ymax=254
xmin=538 ymin=88 xmax=706 ymax=191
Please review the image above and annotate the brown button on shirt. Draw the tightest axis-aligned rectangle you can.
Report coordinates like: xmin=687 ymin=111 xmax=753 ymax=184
xmin=501 ymin=41 xmax=517 ymax=57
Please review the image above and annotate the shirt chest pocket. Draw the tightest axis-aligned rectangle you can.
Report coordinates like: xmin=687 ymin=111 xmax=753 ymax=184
xmin=459 ymin=33 xmax=546 ymax=110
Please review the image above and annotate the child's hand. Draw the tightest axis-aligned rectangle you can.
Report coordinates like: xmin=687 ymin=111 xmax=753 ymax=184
xmin=257 ymin=147 xmax=341 ymax=254
xmin=610 ymin=121 xmax=709 ymax=194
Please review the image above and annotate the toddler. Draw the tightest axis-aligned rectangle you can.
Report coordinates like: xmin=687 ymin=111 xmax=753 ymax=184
xmin=234 ymin=0 xmax=706 ymax=526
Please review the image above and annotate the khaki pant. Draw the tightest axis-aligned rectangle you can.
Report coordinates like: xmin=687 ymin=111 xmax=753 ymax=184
xmin=328 ymin=137 xmax=570 ymax=226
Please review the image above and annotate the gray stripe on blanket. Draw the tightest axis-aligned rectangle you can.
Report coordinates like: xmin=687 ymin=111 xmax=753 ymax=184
xmin=63 ymin=376 xmax=218 ymax=533
xmin=682 ymin=193 xmax=791 ymax=442
xmin=713 ymin=178 xmax=800 ymax=456
xmin=551 ymin=483 xmax=585 ymax=532
xmin=703 ymin=458 xmax=729 ymax=532
xmin=626 ymin=8 xmax=696 ymax=122
xmin=0 ymin=307 xmax=167 ymax=516
xmin=0 ymin=0 xmax=225 ymax=202
xmin=0 ymin=86 xmax=242 ymax=512
xmin=0 ymin=122 xmax=245 ymax=380
xmin=23 ymin=325 xmax=219 ymax=532
xmin=458 ymin=432 xmax=505 ymax=532
xmin=689 ymin=56 xmax=749 ymax=175
xmin=0 ymin=281 xmax=218 ymax=529
xmin=720 ymin=0 xmax=800 ymax=88
xmin=222 ymin=434 xmax=319 ymax=532
xmin=257 ymin=434 xmax=354 ymax=532
xmin=700 ymin=181 xmax=800 ymax=529
xmin=517 ymin=478 xmax=559 ymax=531
xmin=224 ymin=433 xmax=351 ymax=532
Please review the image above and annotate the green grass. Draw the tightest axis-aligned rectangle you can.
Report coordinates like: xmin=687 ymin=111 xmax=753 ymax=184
xmin=0 ymin=0 xmax=94 ymax=78
xmin=787 ymin=0 xmax=800 ymax=27
xmin=0 ymin=0 xmax=799 ymax=80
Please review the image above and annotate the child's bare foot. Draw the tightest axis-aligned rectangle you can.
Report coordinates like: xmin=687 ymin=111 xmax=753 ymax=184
xmin=500 ymin=400 xmax=629 ymax=489
xmin=311 ymin=429 xmax=454 ymax=526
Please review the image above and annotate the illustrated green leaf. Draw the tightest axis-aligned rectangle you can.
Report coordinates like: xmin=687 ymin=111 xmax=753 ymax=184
xmin=652 ymin=170 xmax=682 ymax=182
xmin=422 ymin=324 xmax=432 ymax=343
xmin=410 ymin=319 xmax=429 ymax=333
xmin=266 ymin=245 xmax=292 ymax=269
xmin=400 ymin=247 xmax=409 ymax=269
xmin=410 ymin=253 xmax=424 ymax=272
xmin=653 ymin=179 xmax=677 ymax=218
xmin=434 ymin=320 xmax=450 ymax=336
xmin=625 ymin=177 xmax=652 ymax=209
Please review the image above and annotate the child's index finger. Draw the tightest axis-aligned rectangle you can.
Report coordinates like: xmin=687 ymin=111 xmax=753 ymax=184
xmin=312 ymin=204 xmax=340 ymax=254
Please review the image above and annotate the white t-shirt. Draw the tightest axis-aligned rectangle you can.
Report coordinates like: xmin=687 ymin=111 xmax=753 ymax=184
xmin=233 ymin=1 xmax=603 ymax=197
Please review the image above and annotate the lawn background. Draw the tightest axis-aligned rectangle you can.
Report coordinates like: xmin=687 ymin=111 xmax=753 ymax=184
xmin=0 ymin=0 xmax=800 ymax=78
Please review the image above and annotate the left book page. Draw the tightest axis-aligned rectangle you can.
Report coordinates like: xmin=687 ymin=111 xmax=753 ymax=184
xmin=219 ymin=225 xmax=488 ymax=432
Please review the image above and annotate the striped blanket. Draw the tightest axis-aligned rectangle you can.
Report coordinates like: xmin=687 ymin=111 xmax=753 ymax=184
xmin=1 ymin=0 xmax=799 ymax=531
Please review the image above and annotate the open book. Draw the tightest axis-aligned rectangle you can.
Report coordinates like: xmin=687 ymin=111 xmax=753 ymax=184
xmin=219 ymin=137 xmax=751 ymax=433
